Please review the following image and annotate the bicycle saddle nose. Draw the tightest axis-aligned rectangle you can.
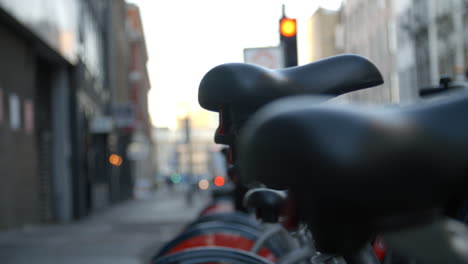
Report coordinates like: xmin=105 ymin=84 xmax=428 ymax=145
xmin=243 ymin=188 xmax=287 ymax=223
xmin=237 ymin=93 xmax=468 ymax=255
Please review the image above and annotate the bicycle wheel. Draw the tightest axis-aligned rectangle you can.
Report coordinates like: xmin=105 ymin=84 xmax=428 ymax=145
xmin=154 ymin=222 xmax=277 ymax=262
xmin=152 ymin=246 xmax=274 ymax=264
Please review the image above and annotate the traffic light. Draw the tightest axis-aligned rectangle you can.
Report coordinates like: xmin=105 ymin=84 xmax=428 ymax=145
xmin=279 ymin=16 xmax=298 ymax=67
xmin=214 ymin=176 xmax=225 ymax=187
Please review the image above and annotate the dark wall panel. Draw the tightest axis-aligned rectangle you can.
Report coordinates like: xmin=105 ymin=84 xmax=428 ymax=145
xmin=0 ymin=21 xmax=40 ymax=230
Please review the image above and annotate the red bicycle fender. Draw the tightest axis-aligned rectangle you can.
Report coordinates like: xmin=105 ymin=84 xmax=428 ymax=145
xmin=165 ymin=233 xmax=276 ymax=262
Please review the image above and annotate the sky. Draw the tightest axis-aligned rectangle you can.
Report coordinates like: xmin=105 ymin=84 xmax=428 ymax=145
xmin=127 ymin=0 xmax=343 ymax=129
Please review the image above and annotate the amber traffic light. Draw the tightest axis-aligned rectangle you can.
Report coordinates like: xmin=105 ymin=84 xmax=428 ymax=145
xmin=279 ymin=16 xmax=298 ymax=67
xmin=280 ymin=18 xmax=297 ymax=37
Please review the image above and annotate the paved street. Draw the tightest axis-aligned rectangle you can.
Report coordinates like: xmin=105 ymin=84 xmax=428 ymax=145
xmin=0 ymin=186 xmax=210 ymax=264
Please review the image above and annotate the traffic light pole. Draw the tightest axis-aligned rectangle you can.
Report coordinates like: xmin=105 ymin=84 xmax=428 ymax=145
xmin=279 ymin=5 xmax=298 ymax=67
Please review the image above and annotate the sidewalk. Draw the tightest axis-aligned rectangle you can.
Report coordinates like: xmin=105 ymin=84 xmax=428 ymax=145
xmin=0 ymin=186 xmax=210 ymax=264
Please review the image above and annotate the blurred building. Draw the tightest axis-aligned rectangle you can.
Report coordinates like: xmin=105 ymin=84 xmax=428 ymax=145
xmin=126 ymin=3 xmax=156 ymax=199
xmin=336 ymin=0 xmax=400 ymax=105
xmin=153 ymin=127 xmax=177 ymax=178
xmin=328 ymin=0 xmax=467 ymax=105
xmin=106 ymin=0 xmax=133 ymax=205
xmin=407 ymin=0 xmax=467 ymax=87
xmin=71 ymin=0 xmax=114 ymax=218
xmin=307 ymin=8 xmax=340 ymax=62
xmin=153 ymin=115 xmax=224 ymax=186
xmin=0 ymin=0 xmax=83 ymax=230
xmin=175 ymin=108 xmax=218 ymax=181
xmin=0 ymin=0 xmax=153 ymax=231
xmin=393 ymin=0 xmax=418 ymax=103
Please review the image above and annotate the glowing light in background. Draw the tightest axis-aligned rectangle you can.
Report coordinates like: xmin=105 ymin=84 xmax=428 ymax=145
xmin=214 ymin=176 xmax=225 ymax=187
xmin=280 ymin=17 xmax=297 ymax=37
xmin=109 ymin=154 xmax=123 ymax=166
xmin=198 ymin=179 xmax=210 ymax=190
xmin=171 ymin=174 xmax=182 ymax=184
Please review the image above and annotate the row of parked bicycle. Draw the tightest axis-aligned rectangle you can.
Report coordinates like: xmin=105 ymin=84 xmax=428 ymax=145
xmin=150 ymin=54 xmax=468 ymax=264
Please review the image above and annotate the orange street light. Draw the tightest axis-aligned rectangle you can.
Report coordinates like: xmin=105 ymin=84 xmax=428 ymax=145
xmin=109 ymin=154 xmax=123 ymax=166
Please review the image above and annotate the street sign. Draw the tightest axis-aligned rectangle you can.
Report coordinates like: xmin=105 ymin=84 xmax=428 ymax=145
xmin=243 ymin=46 xmax=285 ymax=69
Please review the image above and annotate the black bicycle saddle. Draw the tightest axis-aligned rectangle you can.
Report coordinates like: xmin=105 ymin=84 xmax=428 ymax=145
xmin=199 ymin=54 xmax=382 ymax=111
xmin=237 ymin=93 xmax=468 ymax=255
xmin=198 ymin=54 xmax=383 ymax=145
